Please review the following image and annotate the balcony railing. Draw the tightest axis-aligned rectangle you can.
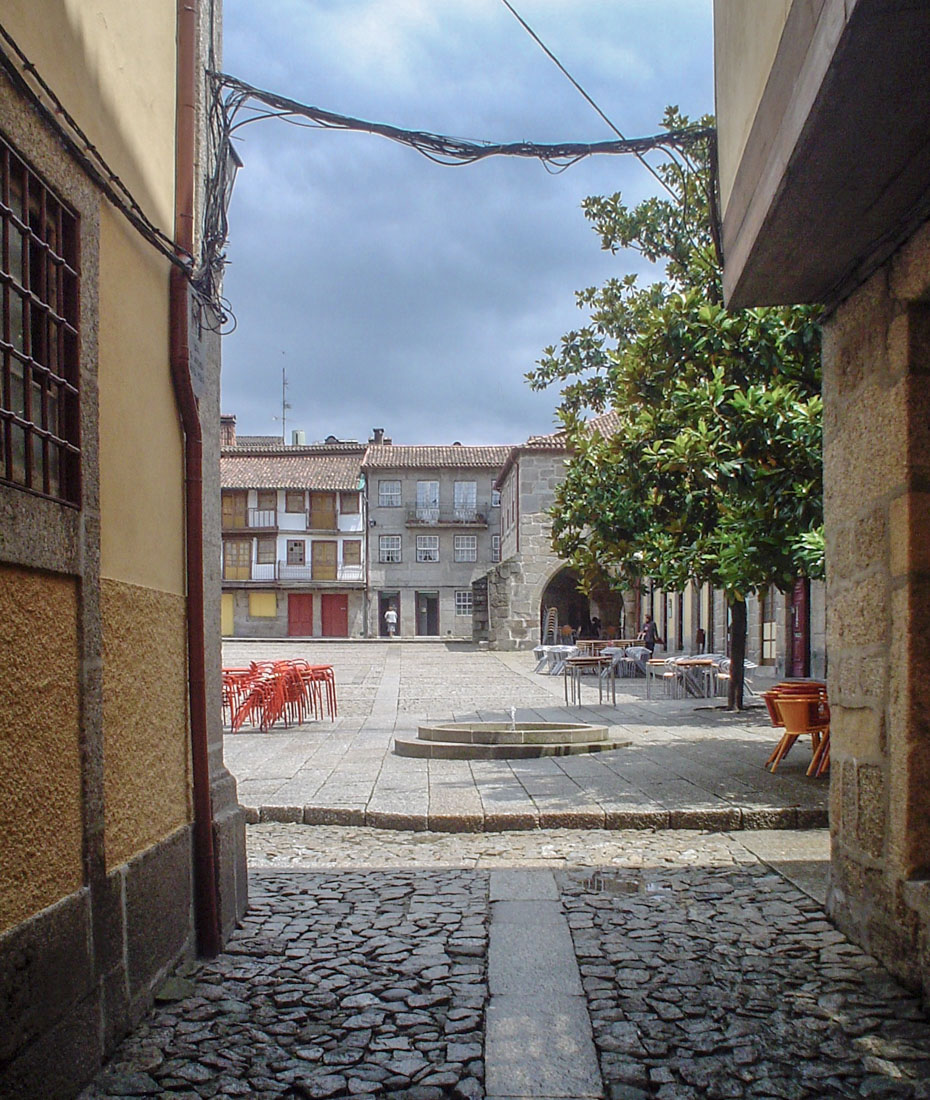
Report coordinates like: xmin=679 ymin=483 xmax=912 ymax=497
xmin=222 ymin=508 xmax=277 ymax=531
xmin=405 ymin=503 xmax=489 ymax=527
xmin=224 ymin=559 xmax=364 ymax=584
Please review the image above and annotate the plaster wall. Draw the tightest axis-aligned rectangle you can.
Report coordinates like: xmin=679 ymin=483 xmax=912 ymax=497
xmin=101 ymin=578 xmax=191 ymax=871
xmin=98 ymin=207 xmax=185 ymax=594
xmin=0 ymin=567 xmax=82 ymax=933
xmin=2 ymin=0 xmax=177 ymax=232
xmin=823 ymin=218 xmax=930 ymax=999
xmin=713 ymin=0 xmax=792 ymax=212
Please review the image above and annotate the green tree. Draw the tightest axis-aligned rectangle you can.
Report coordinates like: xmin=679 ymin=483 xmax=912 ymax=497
xmin=528 ymin=108 xmax=823 ymax=708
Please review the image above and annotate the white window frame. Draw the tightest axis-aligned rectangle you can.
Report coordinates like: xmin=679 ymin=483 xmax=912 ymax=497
xmin=379 ymin=535 xmax=402 ymax=563
xmin=454 ymin=534 xmax=477 ymax=562
xmin=453 ymin=480 xmax=477 ymax=520
xmin=455 ymin=590 xmax=473 ymax=616
xmin=378 ymin=480 xmax=402 ymax=507
xmin=416 ymin=535 xmax=440 ymax=562
xmin=491 ymin=534 xmax=501 ymax=562
xmin=491 ymin=488 xmax=501 ymax=508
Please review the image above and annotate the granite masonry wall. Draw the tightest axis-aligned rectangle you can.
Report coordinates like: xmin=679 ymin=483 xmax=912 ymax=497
xmin=823 ymin=218 xmax=930 ymax=1001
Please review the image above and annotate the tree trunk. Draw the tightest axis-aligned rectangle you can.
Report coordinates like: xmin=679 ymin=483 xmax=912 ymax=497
xmin=727 ymin=597 xmax=747 ymax=710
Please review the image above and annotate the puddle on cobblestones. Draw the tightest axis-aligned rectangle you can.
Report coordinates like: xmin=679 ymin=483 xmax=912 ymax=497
xmin=577 ymin=870 xmax=672 ymax=897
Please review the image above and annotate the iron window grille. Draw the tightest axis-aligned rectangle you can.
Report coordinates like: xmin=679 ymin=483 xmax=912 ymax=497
xmin=379 ymin=534 xmax=401 ymax=563
xmin=0 ymin=133 xmax=80 ymax=503
xmin=416 ymin=534 xmax=439 ymax=562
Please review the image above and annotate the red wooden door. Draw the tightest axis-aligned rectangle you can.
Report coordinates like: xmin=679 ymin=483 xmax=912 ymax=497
xmin=321 ymin=593 xmax=348 ymax=637
xmin=288 ymin=593 xmax=313 ymax=636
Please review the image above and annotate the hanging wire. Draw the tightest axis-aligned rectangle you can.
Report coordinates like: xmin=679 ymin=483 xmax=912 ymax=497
xmin=498 ymin=0 xmax=679 ymax=201
xmin=195 ymin=72 xmax=714 ymax=331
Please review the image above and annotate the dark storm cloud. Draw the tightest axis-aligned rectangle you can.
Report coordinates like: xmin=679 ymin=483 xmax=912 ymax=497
xmin=220 ymin=0 xmax=713 ymax=446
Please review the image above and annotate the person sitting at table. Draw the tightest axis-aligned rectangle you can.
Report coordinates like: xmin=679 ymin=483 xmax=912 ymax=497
xmin=638 ymin=614 xmax=663 ymax=655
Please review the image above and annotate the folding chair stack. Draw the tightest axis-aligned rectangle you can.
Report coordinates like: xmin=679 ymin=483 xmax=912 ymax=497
xmin=222 ymin=659 xmax=337 ymax=731
xmin=761 ymin=681 xmax=830 ymax=775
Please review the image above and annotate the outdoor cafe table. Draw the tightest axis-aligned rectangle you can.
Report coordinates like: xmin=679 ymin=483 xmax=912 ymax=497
xmin=674 ymin=657 xmax=719 ymax=698
xmin=563 ymin=654 xmax=613 ymax=705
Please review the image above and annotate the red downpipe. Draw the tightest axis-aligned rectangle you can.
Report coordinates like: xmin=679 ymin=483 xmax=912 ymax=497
xmin=172 ymin=0 xmax=221 ymax=957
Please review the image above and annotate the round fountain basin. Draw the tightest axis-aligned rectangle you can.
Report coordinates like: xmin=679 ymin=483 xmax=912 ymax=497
xmin=393 ymin=721 xmax=629 ymax=759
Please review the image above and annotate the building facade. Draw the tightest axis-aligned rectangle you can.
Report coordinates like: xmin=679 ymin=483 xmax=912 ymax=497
xmin=363 ymin=438 xmax=509 ymax=639
xmin=714 ymin=0 xmax=930 ymax=997
xmin=483 ymin=427 xmax=826 ymax=681
xmin=0 ymin=4 xmax=247 ymax=1098
xmin=220 ymin=419 xmax=367 ymax=637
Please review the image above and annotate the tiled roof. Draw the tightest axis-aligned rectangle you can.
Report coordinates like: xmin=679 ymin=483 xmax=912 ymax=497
xmin=523 ymin=409 xmax=620 ymax=448
xmin=361 ymin=445 xmax=512 ymax=470
xmin=224 ymin=441 xmax=364 ymax=454
xmin=495 ymin=410 xmax=622 ymax=487
xmin=221 ymin=451 xmax=364 ymax=491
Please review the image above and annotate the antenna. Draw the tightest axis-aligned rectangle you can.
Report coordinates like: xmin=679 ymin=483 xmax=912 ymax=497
xmin=272 ymin=357 xmax=292 ymax=441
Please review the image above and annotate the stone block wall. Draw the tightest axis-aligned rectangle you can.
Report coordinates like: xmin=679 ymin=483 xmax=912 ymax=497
xmin=823 ymin=219 xmax=930 ymax=999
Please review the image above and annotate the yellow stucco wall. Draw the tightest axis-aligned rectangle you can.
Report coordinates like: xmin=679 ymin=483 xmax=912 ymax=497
xmin=98 ymin=206 xmax=186 ymax=594
xmin=101 ymin=578 xmax=192 ymax=871
xmin=713 ymin=0 xmax=792 ymax=213
xmin=2 ymin=0 xmax=177 ymax=233
xmin=0 ymin=567 xmax=83 ymax=934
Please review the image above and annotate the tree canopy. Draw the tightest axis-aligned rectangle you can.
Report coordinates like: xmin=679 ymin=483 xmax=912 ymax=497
xmin=527 ymin=108 xmax=824 ymax=706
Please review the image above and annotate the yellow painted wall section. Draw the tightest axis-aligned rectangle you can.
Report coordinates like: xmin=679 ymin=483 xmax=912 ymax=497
xmin=0 ymin=566 xmax=83 ymax=934
xmin=221 ymin=592 xmax=234 ymax=635
xmin=713 ymin=0 xmax=792 ymax=213
xmin=102 ymin=578 xmax=192 ymax=871
xmin=2 ymin=0 xmax=177 ymax=233
xmin=249 ymin=592 xmax=277 ymax=618
xmin=98 ymin=206 xmax=185 ymax=595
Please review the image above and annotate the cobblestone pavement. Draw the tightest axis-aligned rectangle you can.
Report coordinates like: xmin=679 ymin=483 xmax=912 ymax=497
xmin=81 ymin=826 xmax=930 ymax=1100
xmin=222 ymin=642 xmax=826 ymax=832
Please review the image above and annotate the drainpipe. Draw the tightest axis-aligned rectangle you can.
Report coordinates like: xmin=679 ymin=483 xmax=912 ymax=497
xmin=172 ymin=0 xmax=221 ymax=958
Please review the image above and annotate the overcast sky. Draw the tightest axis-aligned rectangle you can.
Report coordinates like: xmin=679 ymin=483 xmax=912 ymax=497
xmin=220 ymin=0 xmax=713 ymax=446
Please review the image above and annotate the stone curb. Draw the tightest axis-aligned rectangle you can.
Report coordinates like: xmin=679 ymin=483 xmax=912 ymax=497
xmin=246 ymin=803 xmax=829 ymax=832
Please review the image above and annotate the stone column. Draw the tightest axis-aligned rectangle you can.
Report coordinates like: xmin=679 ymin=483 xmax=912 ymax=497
xmin=823 ymin=222 xmax=930 ymax=997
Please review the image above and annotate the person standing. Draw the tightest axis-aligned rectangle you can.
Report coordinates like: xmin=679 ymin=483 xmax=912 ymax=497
xmin=638 ymin=614 xmax=662 ymax=655
xmin=384 ymin=605 xmax=398 ymax=638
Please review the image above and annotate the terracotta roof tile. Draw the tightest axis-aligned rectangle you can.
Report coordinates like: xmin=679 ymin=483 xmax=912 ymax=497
xmin=361 ymin=444 xmax=512 ymax=469
xmin=221 ymin=451 xmax=364 ymax=491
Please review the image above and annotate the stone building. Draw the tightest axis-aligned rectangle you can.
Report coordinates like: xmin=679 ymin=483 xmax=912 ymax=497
xmin=714 ymin=0 xmax=930 ymax=997
xmin=362 ymin=434 xmax=509 ymax=638
xmin=482 ymin=419 xmax=826 ymax=681
xmin=220 ymin=418 xmax=367 ymax=638
xmin=0 ymin=5 xmax=246 ymax=1098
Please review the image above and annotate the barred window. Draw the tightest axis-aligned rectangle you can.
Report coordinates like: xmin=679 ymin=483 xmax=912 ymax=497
xmin=416 ymin=535 xmax=439 ymax=563
xmin=455 ymin=590 xmax=473 ymax=616
xmin=379 ymin=479 xmax=401 ymax=507
xmin=1 ymin=134 xmax=80 ymax=503
xmin=379 ymin=534 xmax=401 ymax=563
xmin=454 ymin=534 xmax=477 ymax=562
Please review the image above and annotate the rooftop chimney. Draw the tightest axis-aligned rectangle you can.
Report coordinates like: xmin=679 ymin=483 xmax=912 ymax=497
xmin=220 ymin=414 xmax=236 ymax=447
xmin=292 ymin=429 xmax=306 ymax=446
xmin=370 ymin=427 xmax=385 ymax=445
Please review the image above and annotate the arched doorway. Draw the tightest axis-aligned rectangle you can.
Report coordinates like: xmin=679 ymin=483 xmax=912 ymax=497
xmin=540 ymin=567 xmax=592 ymax=641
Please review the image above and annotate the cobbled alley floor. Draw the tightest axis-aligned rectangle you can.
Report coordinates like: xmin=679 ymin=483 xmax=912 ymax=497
xmin=80 ymin=825 xmax=930 ymax=1100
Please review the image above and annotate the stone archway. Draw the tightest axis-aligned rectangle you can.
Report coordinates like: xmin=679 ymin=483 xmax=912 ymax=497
xmin=539 ymin=566 xmax=592 ymax=640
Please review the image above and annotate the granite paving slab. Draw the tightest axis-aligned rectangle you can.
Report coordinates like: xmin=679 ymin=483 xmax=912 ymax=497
xmin=222 ymin=641 xmax=826 ymax=830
